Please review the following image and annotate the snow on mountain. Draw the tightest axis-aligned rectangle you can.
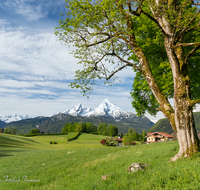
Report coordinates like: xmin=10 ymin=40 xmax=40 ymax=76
xmin=63 ymin=98 xmax=135 ymax=120
xmin=1 ymin=99 xmax=136 ymax=123
xmin=0 ymin=113 xmax=30 ymax=123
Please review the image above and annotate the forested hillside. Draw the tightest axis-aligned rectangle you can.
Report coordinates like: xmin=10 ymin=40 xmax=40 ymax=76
xmin=0 ymin=120 xmax=6 ymax=128
xmin=5 ymin=113 xmax=154 ymax=134
xmin=149 ymin=112 xmax=200 ymax=134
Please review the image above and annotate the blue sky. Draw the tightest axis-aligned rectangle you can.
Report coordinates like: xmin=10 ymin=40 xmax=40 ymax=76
xmin=0 ymin=0 xmax=170 ymax=122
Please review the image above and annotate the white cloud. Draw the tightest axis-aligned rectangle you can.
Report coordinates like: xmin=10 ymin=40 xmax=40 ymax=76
xmin=0 ymin=28 xmax=82 ymax=80
xmin=0 ymin=18 xmax=10 ymax=26
xmin=2 ymin=0 xmax=48 ymax=20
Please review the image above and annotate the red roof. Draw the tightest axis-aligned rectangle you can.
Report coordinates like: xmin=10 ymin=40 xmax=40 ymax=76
xmin=146 ymin=132 xmax=174 ymax=138
xmin=115 ymin=138 xmax=123 ymax=142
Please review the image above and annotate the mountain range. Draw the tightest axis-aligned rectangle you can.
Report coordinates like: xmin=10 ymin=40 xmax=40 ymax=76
xmin=1 ymin=99 xmax=136 ymax=123
xmin=58 ymin=98 xmax=136 ymax=120
xmin=3 ymin=99 xmax=154 ymax=134
xmin=0 ymin=113 xmax=29 ymax=123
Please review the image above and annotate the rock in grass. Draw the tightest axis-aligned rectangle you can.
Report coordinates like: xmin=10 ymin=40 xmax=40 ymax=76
xmin=102 ymin=175 xmax=111 ymax=180
xmin=127 ymin=163 xmax=148 ymax=173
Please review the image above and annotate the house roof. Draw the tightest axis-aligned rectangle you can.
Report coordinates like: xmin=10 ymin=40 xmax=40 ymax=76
xmin=146 ymin=132 xmax=174 ymax=138
xmin=115 ymin=138 xmax=123 ymax=142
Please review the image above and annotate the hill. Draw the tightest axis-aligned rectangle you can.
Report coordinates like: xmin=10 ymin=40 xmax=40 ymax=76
xmin=0 ymin=120 xmax=6 ymax=129
xmin=148 ymin=112 xmax=200 ymax=134
xmin=5 ymin=113 xmax=154 ymax=134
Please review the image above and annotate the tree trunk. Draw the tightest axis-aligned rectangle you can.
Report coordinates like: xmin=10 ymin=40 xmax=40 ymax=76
xmin=170 ymin=99 xmax=199 ymax=161
xmin=164 ymin=36 xmax=200 ymax=161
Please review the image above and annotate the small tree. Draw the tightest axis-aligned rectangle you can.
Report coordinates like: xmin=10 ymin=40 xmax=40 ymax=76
xmin=142 ymin=130 xmax=146 ymax=142
xmin=97 ymin=123 xmax=108 ymax=135
xmin=29 ymin=129 xmax=40 ymax=135
xmin=4 ymin=127 xmax=11 ymax=134
xmin=108 ymin=124 xmax=118 ymax=137
xmin=76 ymin=122 xmax=83 ymax=132
xmin=11 ymin=128 xmax=17 ymax=135
xmin=0 ymin=128 xmax=4 ymax=133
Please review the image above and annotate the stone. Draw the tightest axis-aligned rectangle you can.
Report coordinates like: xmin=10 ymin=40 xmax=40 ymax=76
xmin=127 ymin=163 xmax=148 ymax=173
xmin=102 ymin=175 xmax=111 ymax=180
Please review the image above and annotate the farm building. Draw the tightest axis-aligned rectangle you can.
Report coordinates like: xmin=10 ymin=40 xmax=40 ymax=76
xmin=145 ymin=132 xmax=174 ymax=143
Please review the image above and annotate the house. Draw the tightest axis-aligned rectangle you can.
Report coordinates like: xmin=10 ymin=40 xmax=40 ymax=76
xmin=115 ymin=137 xmax=123 ymax=146
xmin=145 ymin=132 xmax=174 ymax=143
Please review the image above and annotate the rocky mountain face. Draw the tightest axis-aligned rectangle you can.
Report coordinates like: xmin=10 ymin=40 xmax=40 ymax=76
xmin=59 ymin=99 xmax=136 ymax=120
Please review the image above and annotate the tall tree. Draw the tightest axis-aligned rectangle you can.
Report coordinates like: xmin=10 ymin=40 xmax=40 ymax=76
xmin=108 ymin=124 xmax=118 ymax=136
xmin=56 ymin=0 xmax=200 ymax=161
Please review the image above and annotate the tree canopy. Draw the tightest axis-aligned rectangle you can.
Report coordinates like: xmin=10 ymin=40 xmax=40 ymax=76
xmin=56 ymin=0 xmax=200 ymax=161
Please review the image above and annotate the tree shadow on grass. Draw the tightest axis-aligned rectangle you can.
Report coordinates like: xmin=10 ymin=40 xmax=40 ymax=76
xmin=0 ymin=135 xmax=41 ymax=157
xmin=0 ymin=135 xmax=40 ymax=147
xmin=0 ymin=149 xmax=28 ymax=158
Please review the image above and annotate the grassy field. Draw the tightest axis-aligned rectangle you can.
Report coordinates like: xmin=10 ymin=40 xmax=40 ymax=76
xmin=0 ymin=133 xmax=200 ymax=190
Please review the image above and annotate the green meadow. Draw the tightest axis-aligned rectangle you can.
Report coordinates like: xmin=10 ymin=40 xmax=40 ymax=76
xmin=1 ymin=133 xmax=200 ymax=190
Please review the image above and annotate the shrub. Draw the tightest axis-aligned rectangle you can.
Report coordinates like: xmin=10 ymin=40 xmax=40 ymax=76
xmin=100 ymin=138 xmax=118 ymax=146
xmin=29 ymin=129 xmax=40 ymax=135
xmin=106 ymin=138 xmax=118 ymax=146
xmin=52 ymin=141 xmax=57 ymax=144
xmin=100 ymin=139 xmax=106 ymax=145
xmin=130 ymin=141 xmax=136 ymax=145
xmin=67 ymin=132 xmax=81 ymax=142
xmin=0 ymin=128 xmax=4 ymax=133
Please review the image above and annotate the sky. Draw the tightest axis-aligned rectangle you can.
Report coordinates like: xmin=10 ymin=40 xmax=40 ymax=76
xmin=1 ymin=0 xmax=199 ymax=123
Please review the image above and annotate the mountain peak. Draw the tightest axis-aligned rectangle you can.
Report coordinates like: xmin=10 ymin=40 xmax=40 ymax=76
xmin=0 ymin=114 xmax=30 ymax=123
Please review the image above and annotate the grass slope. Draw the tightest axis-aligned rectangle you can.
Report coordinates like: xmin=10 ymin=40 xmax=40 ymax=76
xmin=1 ymin=133 xmax=200 ymax=189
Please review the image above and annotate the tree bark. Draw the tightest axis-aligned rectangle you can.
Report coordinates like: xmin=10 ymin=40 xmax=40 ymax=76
xmin=171 ymin=99 xmax=199 ymax=161
xmin=164 ymin=36 xmax=199 ymax=161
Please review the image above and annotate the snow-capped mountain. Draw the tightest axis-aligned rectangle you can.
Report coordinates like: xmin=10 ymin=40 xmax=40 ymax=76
xmin=60 ymin=98 xmax=136 ymax=120
xmin=1 ymin=99 xmax=137 ymax=124
xmin=0 ymin=113 xmax=30 ymax=123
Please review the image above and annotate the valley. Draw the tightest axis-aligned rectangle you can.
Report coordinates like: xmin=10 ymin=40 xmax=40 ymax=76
xmin=1 ymin=133 xmax=200 ymax=190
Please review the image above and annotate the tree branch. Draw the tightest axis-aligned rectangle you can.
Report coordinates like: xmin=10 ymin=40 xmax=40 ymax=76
xmin=176 ymin=10 xmax=200 ymax=42
xmin=177 ymin=42 xmax=200 ymax=47
xmin=105 ymin=63 xmax=131 ymax=80
xmin=140 ymin=9 xmax=166 ymax=35
xmin=185 ymin=44 xmax=200 ymax=63
xmin=86 ymin=36 xmax=111 ymax=47
xmin=127 ymin=0 xmax=143 ymax=16
xmin=190 ymin=99 xmax=200 ymax=106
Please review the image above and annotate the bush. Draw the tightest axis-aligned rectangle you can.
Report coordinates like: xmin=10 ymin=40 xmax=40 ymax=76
xmin=67 ymin=132 xmax=81 ymax=142
xmin=130 ymin=141 xmax=136 ymax=145
xmin=100 ymin=138 xmax=118 ymax=146
xmin=106 ymin=138 xmax=118 ymax=146
xmin=0 ymin=128 xmax=4 ymax=133
xmin=50 ymin=141 xmax=57 ymax=144
xmin=29 ymin=129 xmax=40 ymax=135
xmin=100 ymin=139 xmax=106 ymax=145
